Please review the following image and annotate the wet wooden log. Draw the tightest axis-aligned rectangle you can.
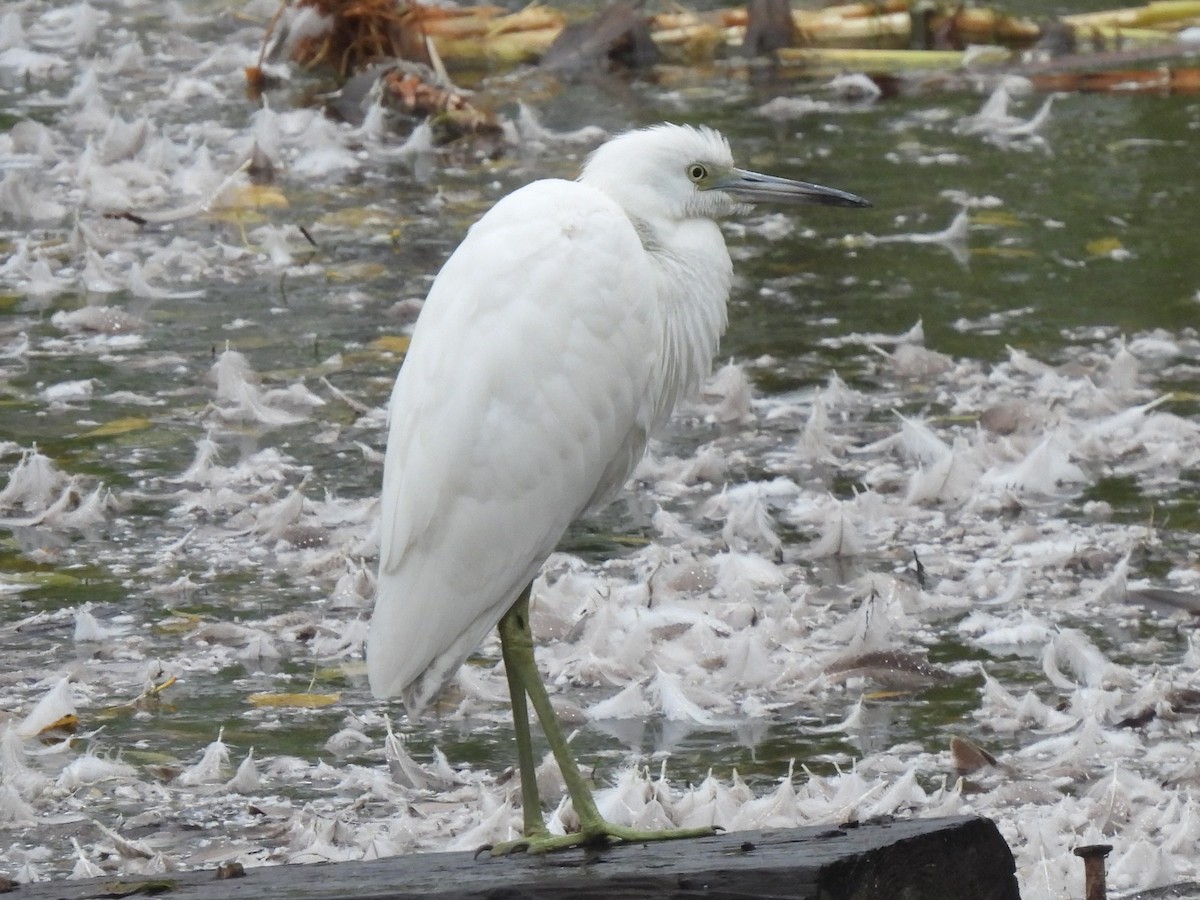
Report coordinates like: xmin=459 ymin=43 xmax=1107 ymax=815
xmin=9 ymin=815 xmax=1020 ymax=900
xmin=742 ymin=0 xmax=797 ymax=57
xmin=540 ymin=1 xmax=660 ymax=73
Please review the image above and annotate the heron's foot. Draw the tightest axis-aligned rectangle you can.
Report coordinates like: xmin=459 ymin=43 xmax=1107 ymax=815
xmin=482 ymin=822 xmax=717 ymax=857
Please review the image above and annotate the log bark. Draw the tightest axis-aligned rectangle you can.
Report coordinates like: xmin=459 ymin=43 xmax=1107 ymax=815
xmin=8 ymin=816 xmax=1020 ymax=900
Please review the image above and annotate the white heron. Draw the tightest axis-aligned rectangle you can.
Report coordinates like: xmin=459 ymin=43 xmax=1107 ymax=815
xmin=368 ymin=123 xmax=869 ymax=854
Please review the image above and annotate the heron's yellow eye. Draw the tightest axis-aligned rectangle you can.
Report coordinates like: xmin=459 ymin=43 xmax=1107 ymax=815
xmin=687 ymin=163 xmax=708 ymax=183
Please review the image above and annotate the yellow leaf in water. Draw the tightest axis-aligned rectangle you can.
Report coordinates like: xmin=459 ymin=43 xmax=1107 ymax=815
xmin=612 ymin=533 xmax=652 ymax=547
xmin=208 ymin=208 xmax=269 ymax=227
xmin=130 ymin=675 xmax=178 ymax=704
xmin=0 ymin=571 xmax=80 ymax=589
xmin=312 ymin=663 xmax=359 ymax=681
xmin=972 ymin=210 xmax=1023 ymax=228
xmin=369 ymin=335 xmax=412 ymax=354
xmin=224 ymin=184 xmax=289 ymax=210
xmin=1086 ymin=236 xmax=1123 ymax=256
xmin=248 ymin=692 xmax=340 ymax=708
xmin=326 ymin=262 xmax=389 ymax=282
xmin=40 ymin=713 xmax=79 ymax=735
xmin=970 ymin=246 xmax=1036 ymax=259
xmin=83 ymin=416 xmax=153 ymax=438
xmin=123 ymin=749 xmax=184 ymax=766
xmin=318 ymin=207 xmax=393 ymax=229
xmin=156 ymin=614 xmax=202 ymax=634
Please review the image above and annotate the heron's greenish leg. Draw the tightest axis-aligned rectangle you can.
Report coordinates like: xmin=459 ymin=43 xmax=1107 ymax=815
xmin=499 ymin=583 xmax=550 ymax=841
xmin=485 ymin=587 xmax=717 ymax=856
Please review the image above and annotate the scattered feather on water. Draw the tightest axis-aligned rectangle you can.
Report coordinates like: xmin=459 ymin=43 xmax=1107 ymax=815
xmin=856 ymin=208 xmax=971 ymax=266
xmin=949 ymin=735 xmax=1000 ymax=777
xmin=16 ymin=678 xmax=77 ymax=739
xmin=825 ymin=650 xmax=953 ymax=691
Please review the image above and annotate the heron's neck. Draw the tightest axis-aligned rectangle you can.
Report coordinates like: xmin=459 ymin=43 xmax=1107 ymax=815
xmin=641 ymin=217 xmax=732 ymax=427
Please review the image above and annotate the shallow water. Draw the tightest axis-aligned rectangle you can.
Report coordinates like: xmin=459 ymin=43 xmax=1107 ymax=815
xmin=2 ymin=0 xmax=1200 ymax=896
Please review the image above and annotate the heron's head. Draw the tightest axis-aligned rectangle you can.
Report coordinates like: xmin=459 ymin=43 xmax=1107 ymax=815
xmin=579 ymin=123 xmax=869 ymax=226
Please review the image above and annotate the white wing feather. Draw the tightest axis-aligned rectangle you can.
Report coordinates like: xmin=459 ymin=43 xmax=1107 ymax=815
xmin=367 ymin=179 xmax=661 ymax=711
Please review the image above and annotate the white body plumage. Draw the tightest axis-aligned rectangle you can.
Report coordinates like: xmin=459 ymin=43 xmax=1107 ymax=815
xmin=367 ymin=124 xmax=867 ymax=712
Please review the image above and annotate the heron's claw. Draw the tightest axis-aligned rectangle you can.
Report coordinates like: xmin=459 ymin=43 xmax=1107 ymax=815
xmin=482 ymin=840 xmax=530 ymax=859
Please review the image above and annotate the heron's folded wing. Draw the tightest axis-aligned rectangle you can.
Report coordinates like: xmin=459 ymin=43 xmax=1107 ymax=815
xmin=367 ymin=179 xmax=660 ymax=708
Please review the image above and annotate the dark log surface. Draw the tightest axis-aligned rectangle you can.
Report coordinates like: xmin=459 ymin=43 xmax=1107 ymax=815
xmin=8 ymin=815 xmax=1020 ymax=900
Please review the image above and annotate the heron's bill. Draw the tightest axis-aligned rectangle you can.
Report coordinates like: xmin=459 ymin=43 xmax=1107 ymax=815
xmin=716 ymin=168 xmax=871 ymax=208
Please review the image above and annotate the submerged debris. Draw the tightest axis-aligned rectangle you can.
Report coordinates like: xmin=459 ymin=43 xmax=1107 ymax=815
xmin=286 ymin=0 xmax=432 ymax=75
xmin=543 ymin=0 xmax=659 ymax=72
xmin=259 ymin=0 xmax=1200 ymax=90
xmin=825 ymin=649 xmax=954 ymax=691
